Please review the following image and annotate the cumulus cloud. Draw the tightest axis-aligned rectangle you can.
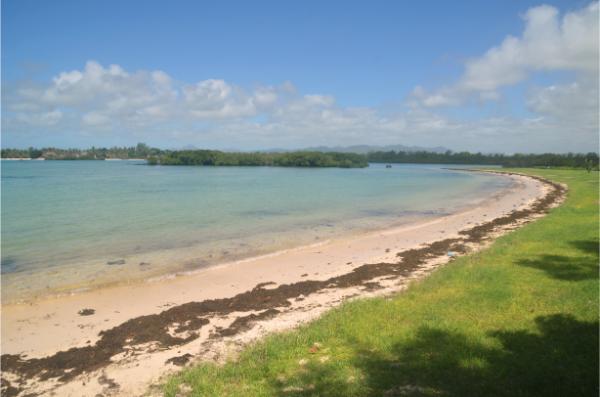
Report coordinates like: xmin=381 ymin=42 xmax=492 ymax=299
xmin=3 ymin=61 xmax=289 ymax=129
xmin=14 ymin=109 xmax=63 ymax=126
xmin=183 ymin=79 xmax=254 ymax=119
xmin=527 ymin=74 xmax=599 ymax=129
xmin=415 ymin=2 xmax=599 ymax=106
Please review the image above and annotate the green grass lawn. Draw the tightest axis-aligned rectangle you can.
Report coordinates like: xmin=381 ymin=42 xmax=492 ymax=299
xmin=162 ymin=169 xmax=599 ymax=397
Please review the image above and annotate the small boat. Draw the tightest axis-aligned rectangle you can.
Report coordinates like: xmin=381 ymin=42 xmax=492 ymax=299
xmin=386 ymin=164 xmax=392 ymax=168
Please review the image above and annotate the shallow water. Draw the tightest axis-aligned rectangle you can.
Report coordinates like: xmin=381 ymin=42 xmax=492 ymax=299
xmin=1 ymin=161 xmax=510 ymax=302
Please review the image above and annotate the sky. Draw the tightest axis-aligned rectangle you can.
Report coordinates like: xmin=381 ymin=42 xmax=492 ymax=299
xmin=2 ymin=0 xmax=598 ymax=153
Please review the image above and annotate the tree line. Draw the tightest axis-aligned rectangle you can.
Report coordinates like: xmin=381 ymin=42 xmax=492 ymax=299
xmin=1 ymin=143 xmax=158 ymax=160
xmin=0 ymin=144 xmax=368 ymax=168
xmin=149 ymin=150 xmax=369 ymax=168
xmin=366 ymin=150 xmax=599 ymax=169
xmin=1 ymin=144 xmax=598 ymax=169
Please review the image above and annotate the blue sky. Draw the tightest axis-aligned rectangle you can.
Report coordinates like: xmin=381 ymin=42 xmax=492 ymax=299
xmin=2 ymin=0 xmax=598 ymax=152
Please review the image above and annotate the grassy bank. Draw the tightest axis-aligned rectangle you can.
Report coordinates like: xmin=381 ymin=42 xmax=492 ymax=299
xmin=163 ymin=169 xmax=599 ymax=397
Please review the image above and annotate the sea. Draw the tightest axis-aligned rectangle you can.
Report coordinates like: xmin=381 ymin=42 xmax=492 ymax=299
xmin=1 ymin=160 xmax=510 ymax=302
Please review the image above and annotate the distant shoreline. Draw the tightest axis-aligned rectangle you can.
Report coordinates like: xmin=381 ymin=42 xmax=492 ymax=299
xmin=2 ymin=157 xmax=45 ymax=160
xmin=1 ymin=158 xmax=146 ymax=161
xmin=2 ymin=145 xmax=598 ymax=168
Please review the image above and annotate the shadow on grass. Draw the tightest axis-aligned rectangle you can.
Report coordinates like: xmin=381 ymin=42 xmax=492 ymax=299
xmin=516 ymin=240 xmax=599 ymax=281
xmin=570 ymin=240 xmax=600 ymax=258
xmin=273 ymin=314 xmax=598 ymax=397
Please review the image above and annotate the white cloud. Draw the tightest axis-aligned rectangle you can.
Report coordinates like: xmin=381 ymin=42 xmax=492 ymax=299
xmin=253 ymin=86 xmax=278 ymax=107
xmin=183 ymin=79 xmax=251 ymax=119
xmin=302 ymin=94 xmax=335 ymax=107
xmin=526 ymin=74 xmax=599 ymax=128
xmin=415 ymin=2 xmax=599 ymax=106
xmin=82 ymin=111 xmax=111 ymax=126
xmin=14 ymin=109 xmax=63 ymax=126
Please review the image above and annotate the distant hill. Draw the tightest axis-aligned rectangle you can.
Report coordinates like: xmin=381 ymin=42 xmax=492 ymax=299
xmin=263 ymin=144 xmax=450 ymax=154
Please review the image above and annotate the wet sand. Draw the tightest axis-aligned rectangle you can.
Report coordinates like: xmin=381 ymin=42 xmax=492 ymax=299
xmin=0 ymin=171 xmax=566 ymax=397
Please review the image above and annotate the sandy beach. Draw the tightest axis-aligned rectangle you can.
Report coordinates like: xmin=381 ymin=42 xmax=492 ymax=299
xmin=0 ymin=171 xmax=566 ymax=397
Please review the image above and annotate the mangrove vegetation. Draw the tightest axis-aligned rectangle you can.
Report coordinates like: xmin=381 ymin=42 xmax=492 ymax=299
xmin=148 ymin=150 xmax=368 ymax=168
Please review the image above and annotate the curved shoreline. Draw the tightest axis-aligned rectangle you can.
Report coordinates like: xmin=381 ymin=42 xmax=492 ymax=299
xmin=0 ymin=171 xmax=519 ymax=308
xmin=1 ymin=169 xmax=512 ymax=305
xmin=0 ymin=171 xmax=566 ymax=397
xmin=1 ymin=168 xmax=511 ymax=305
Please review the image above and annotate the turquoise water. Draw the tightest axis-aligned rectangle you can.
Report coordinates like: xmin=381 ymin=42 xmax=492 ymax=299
xmin=1 ymin=160 xmax=510 ymax=301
